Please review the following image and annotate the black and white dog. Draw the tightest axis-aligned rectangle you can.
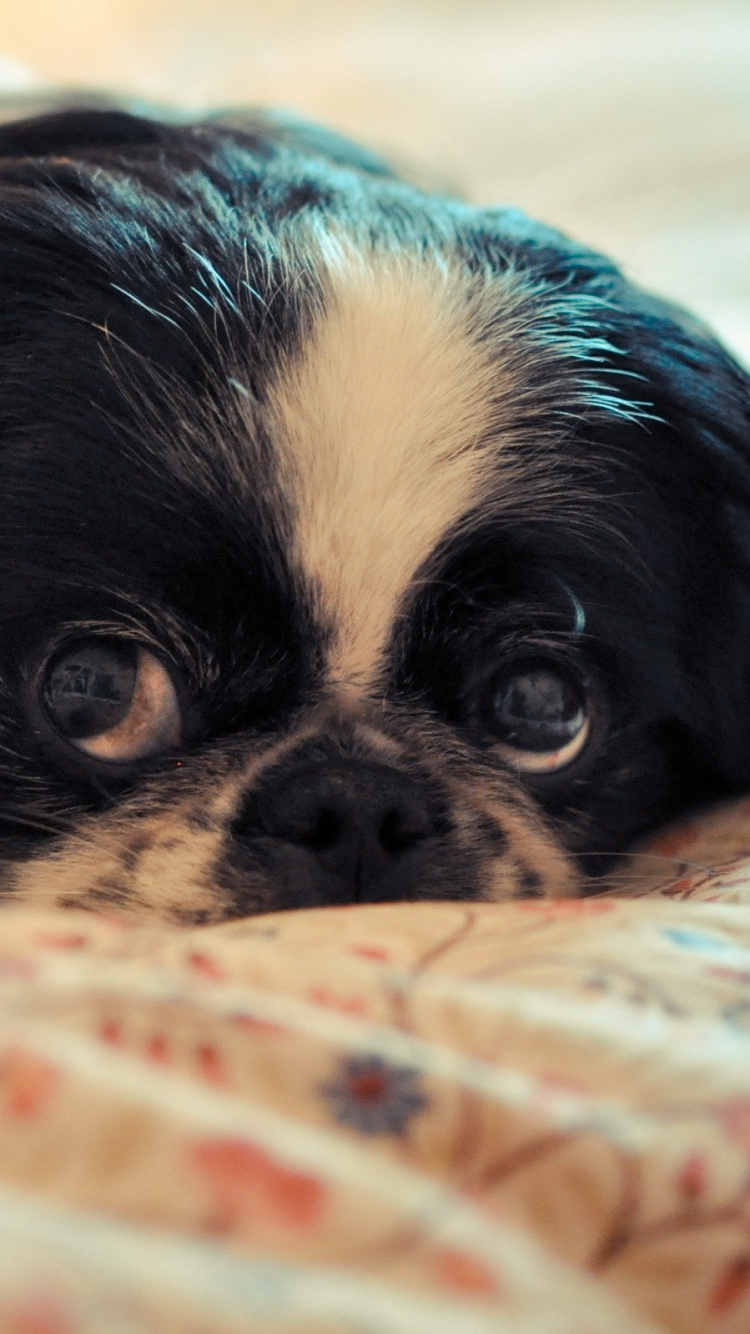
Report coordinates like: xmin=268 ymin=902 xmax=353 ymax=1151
xmin=0 ymin=102 xmax=747 ymax=921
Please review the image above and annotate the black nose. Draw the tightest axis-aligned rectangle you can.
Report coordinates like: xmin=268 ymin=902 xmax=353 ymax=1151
xmin=238 ymin=760 xmax=444 ymax=902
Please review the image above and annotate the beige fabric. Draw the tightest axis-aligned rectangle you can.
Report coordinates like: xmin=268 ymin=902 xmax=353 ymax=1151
xmin=1 ymin=800 xmax=750 ymax=1329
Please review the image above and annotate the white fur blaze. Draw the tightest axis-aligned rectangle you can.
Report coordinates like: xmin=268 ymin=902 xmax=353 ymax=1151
xmin=265 ymin=249 xmax=500 ymax=688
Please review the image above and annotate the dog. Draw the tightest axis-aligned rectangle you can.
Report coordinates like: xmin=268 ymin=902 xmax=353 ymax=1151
xmin=0 ymin=101 xmax=746 ymax=922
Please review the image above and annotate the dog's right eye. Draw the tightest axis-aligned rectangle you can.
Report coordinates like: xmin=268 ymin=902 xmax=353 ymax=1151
xmin=469 ymin=654 xmax=594 ymax=774
xmin=40 ymin=638 xmax=181 ymax=763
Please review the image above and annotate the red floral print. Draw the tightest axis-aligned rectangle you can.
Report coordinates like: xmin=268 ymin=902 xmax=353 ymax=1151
xmin=647 ymin=826 xmax=699 ymax=857
xmin=3 ymin=1292 xmax=72 ymax=1334
xmin=675 ymin=1153 xmax=707 ymax=1200
xmin=190 ymin=1137 xmax=326 ymax=1230
xmin=34 ymin=932 xmax=87 ymax=951
xmin=0 ymin=956 xmax=35 ymax=980
xmin=308 ymin=986 xmax=367 ymax=1016
xmin=709 ymin=1253 xmax=750 ymax=1315
xmin=195 ymin=1042 xmax=227 ymax=1085
xmin=433 ymin=1247 xmax=503 ymax=1298
xmin=715 ymin=1099 xmax=750 ymax=1151
xmin=0 ymin=1048 xmax=58 ymax=1119
xmin=99 ymin=1019 xmax=123 ymax=1047
xmin=231 ymin=1012 xmax=287 ymax=1036
xmin=188 ymin=951 xmax=227 ymax=982
xmin=145 ymin=1032 xmax=170 ymax=1064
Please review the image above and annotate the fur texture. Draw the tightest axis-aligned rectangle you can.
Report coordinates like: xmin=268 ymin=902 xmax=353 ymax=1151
xmin=0 ymin=103 xmax=746 ymax=920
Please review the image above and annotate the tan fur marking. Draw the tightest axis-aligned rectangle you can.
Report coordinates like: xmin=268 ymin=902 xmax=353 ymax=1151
xmin=482 ymin=802 xmax=580 ymax=901
xmin=266 ymin=248 xmax=500 ymax=687
xmin=10 ymin=811 xmax=231 ymax=922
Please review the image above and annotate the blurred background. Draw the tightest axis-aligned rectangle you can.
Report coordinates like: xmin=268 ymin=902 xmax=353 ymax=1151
xmin=0 ymin=0 xmax=747 ymax=363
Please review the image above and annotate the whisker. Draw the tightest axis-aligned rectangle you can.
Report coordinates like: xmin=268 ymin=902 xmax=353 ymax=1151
xmin=0 ymin=809 xmax=73 ymax=840
xmin=577 ymin=848 xmax=717 ymax=871
xmin=576 ymin=847 xmax=728 ymax=896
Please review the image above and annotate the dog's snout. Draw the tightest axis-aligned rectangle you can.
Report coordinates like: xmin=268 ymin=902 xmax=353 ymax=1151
xmin=237 ymin=761 xmax=445 ymax=902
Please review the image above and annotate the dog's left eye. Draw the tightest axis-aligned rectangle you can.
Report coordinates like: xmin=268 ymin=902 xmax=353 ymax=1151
xmin=40 ymin=639 xmax=181 ymax=763
xmin=476 ymin=656 xmax=591 ymax=773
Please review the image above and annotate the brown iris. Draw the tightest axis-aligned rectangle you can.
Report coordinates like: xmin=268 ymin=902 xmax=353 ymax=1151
xmin=42 ymin=638 xmax=181 ymax=762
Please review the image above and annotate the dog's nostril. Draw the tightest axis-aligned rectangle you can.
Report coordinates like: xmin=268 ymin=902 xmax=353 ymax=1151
xmin=242 ymin=759 xmax=443 ymax=901
xmin=303 ymin=806 xmax=341 ymax=852
xmin=378 ymin=805 xmax=430 ymax=854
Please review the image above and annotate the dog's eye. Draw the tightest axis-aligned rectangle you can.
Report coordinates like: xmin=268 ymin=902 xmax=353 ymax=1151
xmin=479 ymin=658 xmax=590 ymax=772
xmin=41 ymin=639 xmax=181 ymax=762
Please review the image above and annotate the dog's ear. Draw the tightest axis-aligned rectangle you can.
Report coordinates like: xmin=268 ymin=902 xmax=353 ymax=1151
xmin=629 ymin=292 xmax=750 ymax=503
xmin=0 ymin=101 xmax=178 ymax=157
xmin=0 ymin=99 xmax=396 ymax=182
xmin=626 ymin=290 xmax=750 ymax=789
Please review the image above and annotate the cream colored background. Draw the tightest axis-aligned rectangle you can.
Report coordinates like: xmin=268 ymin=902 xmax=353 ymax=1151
xmin=0 ymin=0 xmax=748 ymax=363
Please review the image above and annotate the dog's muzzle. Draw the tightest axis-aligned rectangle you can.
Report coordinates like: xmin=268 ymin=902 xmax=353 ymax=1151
xmin=232 ymin=758 xmax=450 ymax=904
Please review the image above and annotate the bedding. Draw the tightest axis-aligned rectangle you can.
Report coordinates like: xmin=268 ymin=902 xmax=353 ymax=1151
xmin=1 ymin=798 xmax=750 ymax=1331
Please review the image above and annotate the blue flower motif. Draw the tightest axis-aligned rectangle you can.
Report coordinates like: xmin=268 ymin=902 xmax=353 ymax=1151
xmin=661 ymin=927 xmax=733 ymax=952
xmin=321 ymin=1054 xmax=429 ymax=1137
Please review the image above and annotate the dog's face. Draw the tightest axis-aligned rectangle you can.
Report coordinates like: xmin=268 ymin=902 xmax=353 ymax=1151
xmin=0 ymin=105 xmax=747 ymax=921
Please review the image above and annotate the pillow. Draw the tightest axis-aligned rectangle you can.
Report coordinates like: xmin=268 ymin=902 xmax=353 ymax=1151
xmin=0 ymin=798 xmax=749 ymax=1331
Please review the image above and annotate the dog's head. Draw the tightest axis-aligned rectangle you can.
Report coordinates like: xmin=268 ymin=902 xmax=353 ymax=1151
xmin=0 ymin=104 xmax=747 ymax=921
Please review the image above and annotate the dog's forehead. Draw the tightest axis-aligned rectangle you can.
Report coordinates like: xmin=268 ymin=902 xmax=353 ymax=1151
xmin=261 ymin=242 xmax=511 ymax=689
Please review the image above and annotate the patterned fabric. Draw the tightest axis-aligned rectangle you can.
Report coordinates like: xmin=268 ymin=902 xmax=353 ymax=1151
xmin=1 ymin=799 xmax=750 ymax=1330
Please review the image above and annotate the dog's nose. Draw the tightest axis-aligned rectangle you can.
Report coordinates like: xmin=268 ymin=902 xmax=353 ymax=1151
xmin=237 ymin=760 xmax=444 ymax=902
